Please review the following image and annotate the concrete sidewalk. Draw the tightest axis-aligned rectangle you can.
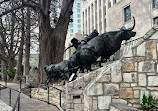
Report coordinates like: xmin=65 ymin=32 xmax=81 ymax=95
xmin=0 ymin=100 xmax=13 ymax=111
xmin=0 ymin=82 xmax=60 ymax=111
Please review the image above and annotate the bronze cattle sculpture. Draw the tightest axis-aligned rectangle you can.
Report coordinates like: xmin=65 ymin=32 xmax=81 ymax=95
xmin=43 ymin=17 xmax=136 ymax=87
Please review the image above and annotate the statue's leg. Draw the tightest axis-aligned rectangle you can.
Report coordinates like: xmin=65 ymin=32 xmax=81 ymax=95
xmin=86 ymin=64 xmax=93 ymax=72
xmin=42 ymin=77 xmax=51 ymax=89
xmin=99 ymin=57 xmax=103 ymax=67
xmin=80 ymin=66 xmax=84 ymax=73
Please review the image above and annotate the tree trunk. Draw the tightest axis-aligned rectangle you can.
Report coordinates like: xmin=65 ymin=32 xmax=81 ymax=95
xmin=6 ymin=12 xmax=16 ymax=80
xmin=1 ymin=60 xmax=7 ymax=81
xmin=13 ymin=9 xmax=25 ymax=82
xmin=24 ymin=6 xmax=31 ymax=76
xmin=6 ymin=57 xmax=15 ymax=81
xmin=39 ymin=0 xmax=74 ymax=83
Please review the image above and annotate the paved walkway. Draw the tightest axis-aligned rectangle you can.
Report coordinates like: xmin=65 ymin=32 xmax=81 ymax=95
xmin=0 ymin=100 xmax=12 ymax=111
xmin=0 ymin=82 xmax=60 ymax=111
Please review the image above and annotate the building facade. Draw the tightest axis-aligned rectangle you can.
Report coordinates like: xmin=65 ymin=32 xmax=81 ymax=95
xmin=66 ymin=0 xmax=85 ymax=38
xmin=64 ymin=0 xmax=85 ymax=59
xmin=82 ymin=0 xmax=158 ymax=39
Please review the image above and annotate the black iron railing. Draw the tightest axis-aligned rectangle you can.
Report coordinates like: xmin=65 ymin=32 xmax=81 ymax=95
xmin=0 ymin=80 xmax=22 ymax=111
xmin=109 ymin=37 xmax=144 ymax=61
xmin=12 ymin=91 xmax=21 ymax=111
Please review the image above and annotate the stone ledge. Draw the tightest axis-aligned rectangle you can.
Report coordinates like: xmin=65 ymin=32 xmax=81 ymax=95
xmin=110 ymin=103 xmax=138 ymax=111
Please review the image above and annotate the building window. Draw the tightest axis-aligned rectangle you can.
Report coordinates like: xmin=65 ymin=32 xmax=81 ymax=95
xmin=78 ymin=30 xmax=81 ymax=33
xmin=124 ymin=5 xmax=131 ymax=22
xmin=78 ymin=25 xmax=81 ymax=28
xmin=78 ymin=19 xmax=81 ymax=23
xmin=69 ymin=44 xmax=71 ymax=56
xmin=154 ymin=17 xmax=158 ymax=25
xmin=113 ymin=0 xmax=116 ymax=4
xmin=77 ymin=3 xmax=81 ymax=8
xmin=77 ymin=9 xmax=81 ymax=13
xmin=153 ymin=0 xmax=158 ymax=8
xmin=70 ymin=29 xmax=73 ymax=33
xmin=108 ymin=2 xmax=111 ymax=8
xmin=83 ymin=12 xmax=84 ymax=33
xmin=70 ymin=24 xmax=73 ymax=28
xmin=77 ymin=14 xmax=81 ymax=18
xmin=104 ymin=6 xmax=106 ymax=15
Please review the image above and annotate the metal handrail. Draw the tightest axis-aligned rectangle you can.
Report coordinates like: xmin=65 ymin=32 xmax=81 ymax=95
xmin=40 ymin=84 xmax=63 ymax=92
xmin=0 ymin=84 xmax=20 ymax=92
xmin=12 ymin=91 xmax=21 ymax=111
xmin=122 ymin=36 xmax=144 ymax=45
xmin=109 ymin=36 xmax=144 ymax=61
xmin=0 ymin=80 xmax=22 ymax=111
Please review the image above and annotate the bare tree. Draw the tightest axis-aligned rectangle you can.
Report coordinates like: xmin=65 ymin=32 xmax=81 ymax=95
xmin=0 ymin=0 xmax=74 ymax=83
xmin=0 ymin=14 xmax=21 ymax=80
xmin=13 ymin=8 xmax=25 ymax=81
xmin=24 ymin=5 xmax=31 ymax=77
xmin=0 ymin=1 xmax=26 ymax=80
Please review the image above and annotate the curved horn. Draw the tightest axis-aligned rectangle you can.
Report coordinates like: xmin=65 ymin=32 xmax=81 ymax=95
xmin=121 ymin=16 xmax=135 ymax=31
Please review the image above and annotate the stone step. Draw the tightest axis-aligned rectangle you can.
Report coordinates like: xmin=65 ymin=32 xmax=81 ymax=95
xmin=110 ymin=103 xmax=138 ymax=111
xmin=0 ymin=100 xmax=13 ymax=111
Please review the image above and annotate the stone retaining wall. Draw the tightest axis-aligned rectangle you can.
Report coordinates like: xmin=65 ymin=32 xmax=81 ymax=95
xmin=31 ymin=87 xmax=61 ymax=108
xmin=65 ymin=64 xmax=112 ymax=111
xmin=65 ymin=27 xmax=158 ymax=111
xmin=26 ymin=70 xmax=39 ymax=87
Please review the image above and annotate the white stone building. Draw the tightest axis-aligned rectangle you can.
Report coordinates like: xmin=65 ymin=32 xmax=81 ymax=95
xmin=82 ymin=0 xmax=158 ymax=39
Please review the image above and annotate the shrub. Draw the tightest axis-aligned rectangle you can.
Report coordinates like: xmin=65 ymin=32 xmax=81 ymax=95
xmin=141 ymin=94 xmax=158 ymax=110
xmin=7 ymin=68 xmax=16 ymax=78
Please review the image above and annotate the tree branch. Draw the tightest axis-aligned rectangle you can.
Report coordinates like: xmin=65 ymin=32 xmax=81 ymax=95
xmin=22 ymin=1 xmax=45 ymax=15
xmin=0 ymin=0 xmax=10 ymax=5
xmin=0 ymin=5 xmax=23 ymax=17
xmin=0 ymin=1 xmax=45 ymax=17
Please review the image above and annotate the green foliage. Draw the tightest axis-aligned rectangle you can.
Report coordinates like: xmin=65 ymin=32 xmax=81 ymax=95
xmin=6 ymin=59 xmax=18 ymax=78
xmin=141 ymin=94 xmax=158 ymax=110
xmin=0 ymin=73 xmax=2 ymax=80
xmin=7 ymin=68 xmax=16 ymax=78
xmin=13 ymin=59 xmax=17 ymax=67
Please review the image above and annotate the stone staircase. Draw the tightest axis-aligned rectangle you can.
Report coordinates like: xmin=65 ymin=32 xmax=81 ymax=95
xmin=29 ymin=27 xmax=158 ymax=111
xmin=64 ymin=27 xmax=158 ymax=111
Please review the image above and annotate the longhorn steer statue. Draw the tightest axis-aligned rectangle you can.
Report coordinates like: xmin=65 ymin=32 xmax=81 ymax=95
xmin=77 ymin=17 xmax=136 ymax=70
xmin=43 ymin=60 xmax=79 ymax=89
xmin=43 ymin=31 xmax=99 ymax=88
xmin=43 ymin=17 xmax=136 ymax=87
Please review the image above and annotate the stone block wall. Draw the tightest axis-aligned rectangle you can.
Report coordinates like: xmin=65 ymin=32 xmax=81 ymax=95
xmin=31 ymin=87 xmax=61 ymax=108
xmin=65 ymin=65 xmax=111 ymax=111
xmin=26 ymin=70 xmax=39 ymax=87
xmin=65 ymin=27 xmax=158 ymax=111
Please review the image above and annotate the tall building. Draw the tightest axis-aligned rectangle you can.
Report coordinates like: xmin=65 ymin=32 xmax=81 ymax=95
xmin=66 ymin=0 xmax=84 ymax=38
xmin=64 ymin=0 xmax=85 ymax=59
xmin=82 ymin=0 xmax=158 ymax=39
